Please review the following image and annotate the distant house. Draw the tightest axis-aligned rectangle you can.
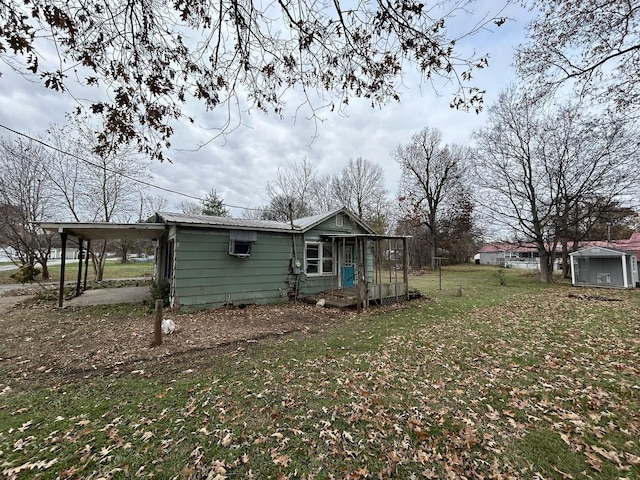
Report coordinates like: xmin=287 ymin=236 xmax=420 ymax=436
xmin=599 ymin=232 xmax=640 ymax=268
xmin=49 ymin=240 xmax=82 ymax=260
xmin=474 ymin=242 xmax=539 ymax=270
xmin=476 ymin=232 xmax=640 ymax=275
xmin=570 ymin=246 xmax=638 ymax=289
xmin=154 ymin=208 xmax=409 ymax=310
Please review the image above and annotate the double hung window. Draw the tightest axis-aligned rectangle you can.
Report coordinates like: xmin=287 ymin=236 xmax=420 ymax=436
xmin=305 ymin=242 xmax=334 ymax=275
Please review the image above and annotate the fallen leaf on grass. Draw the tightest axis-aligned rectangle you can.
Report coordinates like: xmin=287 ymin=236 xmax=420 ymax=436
xmin=221 ymin=432 xmax=233 ymax=447
xmin=551 ymin=465 xmax=574 ymax=479
xmin=273 ymin=454 xmax=291 ymax=467
xmin=585 ymin=448 xmax=603 ymax=471
xmin=2 ymin=458 xmax=58 ymax=477
xmin=590 ymin=445 xmax=622 ymax=466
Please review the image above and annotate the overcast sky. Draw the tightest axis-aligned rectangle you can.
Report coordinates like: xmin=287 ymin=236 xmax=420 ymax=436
xmin=0 ymin=1 xmax=534 ymax=218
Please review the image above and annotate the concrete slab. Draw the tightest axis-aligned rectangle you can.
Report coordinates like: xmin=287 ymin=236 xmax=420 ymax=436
xmin=65 ymin=286 xmax=150 ymax=307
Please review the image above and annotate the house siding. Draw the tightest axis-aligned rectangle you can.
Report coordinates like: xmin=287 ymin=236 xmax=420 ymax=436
xmin=173 ymin=229 xmax=293 ymax=308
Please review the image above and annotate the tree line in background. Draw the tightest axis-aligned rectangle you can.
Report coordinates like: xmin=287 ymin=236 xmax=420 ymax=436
xmin=2 ymin=108 xmax=638 ymax=284
xmin=2 ymin=0 xmax=640 ymax=284
xmin=0 ymin=119 xmax=166 ymax=281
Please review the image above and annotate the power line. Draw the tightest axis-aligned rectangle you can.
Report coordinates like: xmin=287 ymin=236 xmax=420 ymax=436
xmin=0 ymin=123 xmax=268 ymax=212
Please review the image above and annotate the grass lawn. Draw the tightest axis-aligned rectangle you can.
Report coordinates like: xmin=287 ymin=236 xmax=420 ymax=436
xmin=0 ymin=260 xmax=154 ymax=284
xmin=0 ymin=266 xmax=638 ymax=479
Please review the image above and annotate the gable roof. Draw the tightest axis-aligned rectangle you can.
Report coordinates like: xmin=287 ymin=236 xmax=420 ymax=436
xmin=37 ymin=207 xmax=377 ymax=241
xmin=569 ymin=245 xmax=635 ymax=258
xmin=157 ymin=207 xmax=376 ymax=235
xmin=157 ymin=212 xmax=293 ymax=232
xmin=293 ymin=207 xmax=375 ymax=233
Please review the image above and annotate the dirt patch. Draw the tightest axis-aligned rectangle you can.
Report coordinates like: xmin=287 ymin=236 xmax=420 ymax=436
xmin=0 ymin=297 xmax=388 ymax=380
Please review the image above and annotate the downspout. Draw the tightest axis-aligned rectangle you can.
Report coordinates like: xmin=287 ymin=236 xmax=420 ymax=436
xmin=170 ymin=244 xmax=178 ymax=310
xmin=291 ymin=231 xmax=300 ymax=300
xmin=288 ymin=203 xmax=300 ymax=300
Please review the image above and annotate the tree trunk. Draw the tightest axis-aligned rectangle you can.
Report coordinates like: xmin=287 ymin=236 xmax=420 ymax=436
xmin=427 ymin=220 xmax=438 ymax=270
xmin=91 ymin=240 xmax=108 ymax=281
xmin=538 ymin=249 xmax=553 ymax=283
xmin=40 ymin=262 xmax=50 ymax=281
xmin=430 ymin=239 xmax=437 ymax=270
xmin=561 ymin=238 xmax=571 ymax=278
xmin=120 ymin=245 xmax=129 ymax=263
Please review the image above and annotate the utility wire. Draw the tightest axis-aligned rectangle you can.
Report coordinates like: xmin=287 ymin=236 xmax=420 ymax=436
xmin=0 ymin=123 xmax=268 ymax=213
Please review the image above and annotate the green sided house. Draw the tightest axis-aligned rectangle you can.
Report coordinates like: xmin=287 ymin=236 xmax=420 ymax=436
xmin=40 ymin=207 xmax=410 ymax=309
xmin=154 ymin=208 xmax=410 ymax=310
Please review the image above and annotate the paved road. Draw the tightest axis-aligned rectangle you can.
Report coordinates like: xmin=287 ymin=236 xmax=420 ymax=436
xmin=0 ymin=258 xmax=129 ymax=272
xmin=0 ymin=260 xmax=70 ymax=270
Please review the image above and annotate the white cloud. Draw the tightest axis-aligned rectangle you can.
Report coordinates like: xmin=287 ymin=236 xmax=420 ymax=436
xmin=0 ymin=1 xmax=534 ymax=218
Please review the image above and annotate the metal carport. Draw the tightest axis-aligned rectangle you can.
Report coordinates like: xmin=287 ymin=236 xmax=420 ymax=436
xmin=38 ymin=222 xmax=167 ymax=307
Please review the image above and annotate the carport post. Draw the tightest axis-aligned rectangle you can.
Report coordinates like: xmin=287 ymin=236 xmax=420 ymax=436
xmin=76 ymin=238 xmax=84 ymax=296
xmin=83 ymin=240 xmax=90 ymax=290
xmin=58 ymin=231 xmax=67 ymax=308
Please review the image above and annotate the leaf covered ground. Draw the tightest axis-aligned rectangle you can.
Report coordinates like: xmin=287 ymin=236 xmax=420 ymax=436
xmin=0 ymin=268 xmax=639 ymax=479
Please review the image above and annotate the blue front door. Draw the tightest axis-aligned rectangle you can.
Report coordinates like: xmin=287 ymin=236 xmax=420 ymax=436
xmin=341 ymin=244 xmax=355 ymax=288
xmin=341 ymin=265 xmax=355 ymax=288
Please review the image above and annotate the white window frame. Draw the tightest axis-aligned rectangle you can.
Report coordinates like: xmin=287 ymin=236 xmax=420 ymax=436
xmin=305 ymin=242 xmax=334 ymax=276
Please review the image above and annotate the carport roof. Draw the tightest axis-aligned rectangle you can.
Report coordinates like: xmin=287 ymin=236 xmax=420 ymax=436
xmin=38 ymin=222 xmax=166 ymax=241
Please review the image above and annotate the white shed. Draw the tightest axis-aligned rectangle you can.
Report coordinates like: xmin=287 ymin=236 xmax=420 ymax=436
xmin=570 ymin=246 xmax=638 ymax=289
